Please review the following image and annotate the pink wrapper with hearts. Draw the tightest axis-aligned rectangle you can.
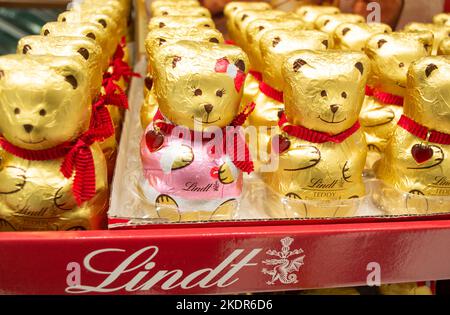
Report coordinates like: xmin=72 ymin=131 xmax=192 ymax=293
xmin=140 ymin=124 xmax=243 ymax=200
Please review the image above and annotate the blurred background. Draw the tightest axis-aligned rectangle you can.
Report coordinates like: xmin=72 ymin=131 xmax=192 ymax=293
xmin=0 ymin=0 xmax=448 ymax=55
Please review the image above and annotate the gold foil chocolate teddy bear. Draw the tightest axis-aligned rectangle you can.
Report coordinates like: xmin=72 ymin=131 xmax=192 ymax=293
xmin=263 ymin=50 xmax=369 ymax=218
xmin=0 ymin=55 xmax=108 ymax=231
xmin=295 ymin=5 xmax=340 ymax=29
xmin=374 ymin=56 xmax=450 ymax=215
xmin=334 ymin=22 xmax=392 ymax=51
xmin=315 ymin=13 xmax=365 ymax=46
xmin=148 ymin=16 xmax=215 ymax=32
xmin=16 ymin=35 xmax=118 ymax=183
xmin=248 ymin=29 xmax=330 ymax=169
xmin=404 ymin=23 xmax=450 ymax=55
xmin=361 ymin=32 xmax=433 ymax=164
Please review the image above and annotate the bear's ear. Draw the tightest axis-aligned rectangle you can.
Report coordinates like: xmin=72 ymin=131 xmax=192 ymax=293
xmin=77 ymin=48 xmax=90 ymax=60
xmin=377 ymin=38 xmax=387 ymax=48
xmin=98 ymin=19 xmax=107 ymax=28
xmin=171 ymin=56 xmax=182 ymax=68
xmin=158 ymin=38 xmax=167 ymax=46
xmin=234 ymin=59 xmax=245 ymax=72
xmin=355 ymin=62 xmax=364 ymax=75
xmin=342 ymin=27 xmax=351 ymax=36
xmin=293 ymin=58 xmax=307 ymax=72
xmin=322 ymin=40 xmax=329 ymax=49
xmin=22 ymin=44 xmax=32 ymax=54
xmin=65 ymin=75 xmax=78 ymax=89
xmin=209 ymin=37 xmax=219 ymax=43
xmin=425 ymin=63 xmax=438 ymax=77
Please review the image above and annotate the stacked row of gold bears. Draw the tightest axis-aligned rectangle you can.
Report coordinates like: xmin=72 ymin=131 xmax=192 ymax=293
xmin=225 ymin=2 xmax=450 ymax=218
xmin=0 ymin=0 xmax=132 ymax=231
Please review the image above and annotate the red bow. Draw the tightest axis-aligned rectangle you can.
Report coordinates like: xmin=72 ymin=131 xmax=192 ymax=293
xmin=373 ymin=88 xmax=404 ymax=106
xmin=365 ymin=85 xmax=375 ymax=97
xmin=259 ymin=81 xmax=284 ymax=103
xmin=278 ymin=111 xmax=361 ymax=144
xmin=89 ymin=96 xmax=115 ymax=141
xmin=152 ymin=102 xmax=255 ymax=173
xmin=0 ymin=130 xmax=99 ymax=206
xmin=398 ymin=115 xmax=450 ymax=145
xmin=214 ymin=58 xmax=246 ymax=92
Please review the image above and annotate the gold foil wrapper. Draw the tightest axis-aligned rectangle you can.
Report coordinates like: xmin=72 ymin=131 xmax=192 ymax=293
xmin=58 ymin=11 xmax=122 ymax=51
xmin=245 ymin=17 xmax=306 ymax=71
xmin=0 ymin=55 xmax=108 ymax=231
xmin=295 ymin=5 xmax=340 ymax=29
xmin=152 ymin=6 xmax=211 ymax=18
xmin=262 ymin=50 xmax=370 ymax=218
xmin=228 ymin=9 xmax=285 ymax=48
xmin=361 ymin=31 xmax=433 ymax=156
xmin=404 ymin=23 xmax=450 ymax=55
xmin=315 ymin=14 xmax=365 ymax=47
xmin=148 ymin=16 xmax=215 ymax=32
xmin=41 ymin=22 xmax=109 ymax=69
xmin=247 ymin=29 xmax=330 ymax=171
xmin=224 ymin=1 xmax=272 ymax=20
xmin=438 ymin=37 xmax=450 ymax=55
xmin=379 ymin=283 xmax=433 ymax=295
xmin=433 ymin=13 xmax=450 ymax=26
xmin=334 ymin=22 xmax=392 ymax=51
xmin=152 ymin=40 xmax=249 ymax=131
xmin=374 ymin=56 xmax=450 ymax=214
xmin=17 ymin=35 xmax=103 ymax=99
xmin=151 ymin=0 xmax=200 ymax=13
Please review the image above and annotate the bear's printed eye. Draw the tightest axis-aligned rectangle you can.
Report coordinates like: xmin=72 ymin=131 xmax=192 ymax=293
xmin=398 ymin=62 xmax=405 ymax=68
xmin=39 ymin=109 xmax=47 ymax=116
xmin=162 ymin=11 xmax=168 ymax=16
xmin=43 ymin=29 xmax=50 ymax=36
xmin=86 ymin=32 xmax=96 ymax=40
xmin=321 ymin=90 xmax=327 ymax=97
xmin=194 ymin=88 xmax=202 ymax=96
xmin=341 ymin=92 xmax=347 ymax=98
xmin=14 ymin=108 xmax=20 ymax=115
xmin=258 ymin=26 xmax=265 ymax=31
xmin=216 ymin=89 xmax=225 ymax=97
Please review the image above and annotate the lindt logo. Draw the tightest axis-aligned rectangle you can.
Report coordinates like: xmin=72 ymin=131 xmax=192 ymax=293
xmin=65 ymin=246 xmax=262 ymax=293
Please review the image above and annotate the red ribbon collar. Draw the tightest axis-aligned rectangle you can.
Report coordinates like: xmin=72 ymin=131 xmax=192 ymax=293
xmin=259 ymin=81 xmax=284 ymax=103
xmin=373 ymin=88 xmax=404 ymax=106
xmin=398 ymin=115 xmax=450 ymax=145
xmin=249 ymin=70 xmax=263 ymax=82
xmin=278 ymin=112 xmax=360 ymax=144
xmin=0 ymin=130 xmax=99 ymax=206
xmin=365 ymin=85 xmax=375 ymax=97
xmin=151 ymin=103 xmax=256 ymax=173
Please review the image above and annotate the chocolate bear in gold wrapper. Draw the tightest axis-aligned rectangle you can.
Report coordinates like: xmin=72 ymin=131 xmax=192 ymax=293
xmin=225 ymin=1 xmax=272 ymax=41
xmin=404 ymin=23 xmax=450 ymax=55
xmin=141 ymin=27 xmax=224 ymax=128
xmin=249 ymin=29 xmax=330 ymax=170
xmin=152 ymin=6 xmax=211 ymax=18
xmin=148 ymin=16 xmax=216 ymax=32
xmin=334 ymin=22 xmax=392 ymax=52
xmin=361 ymin=32 xmax=433 ymax=167
xmin=240 ymin=17 xmax=306 ymax=121
xmin=151 ymin=0 xmax=200 ymax=13
xmin=262 ymin=50 xmax=369 ymax=218
xmin=374 ymin=56 xmax=450 ymax=215
xmin=315 ymin=14 xmax=365 ymax=47
xmin=17 ymin=36 xmax=118 ymax=183
xmin=0 ymin=55 xmax=108 ymax=231
xmin=295 ymin=5 xmax=340 ymax=29
xmin=229 ymin=9 xmax=286 ymax=49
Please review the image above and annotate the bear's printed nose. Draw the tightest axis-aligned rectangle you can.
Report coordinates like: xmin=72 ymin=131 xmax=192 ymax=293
xmin=204 ymin=104 xmax=213 ymax=114
xmin=330 ymin=104 xmax=339 ymax=114
xmin=23 ymin=124 xmax=34 ymax=133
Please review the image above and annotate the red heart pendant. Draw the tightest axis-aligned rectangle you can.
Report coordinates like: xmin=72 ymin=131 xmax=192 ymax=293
xmin=145 ymin=130 xmax=164 ymax=152
xmin=272 ymin=135 xmax=290 ymax=154
xmin=411 ymin=143 xmax=433 ymax=164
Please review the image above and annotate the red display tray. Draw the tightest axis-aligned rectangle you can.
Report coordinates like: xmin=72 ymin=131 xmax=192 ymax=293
xmin=1 ymin=217 xmax=450 ymax=294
